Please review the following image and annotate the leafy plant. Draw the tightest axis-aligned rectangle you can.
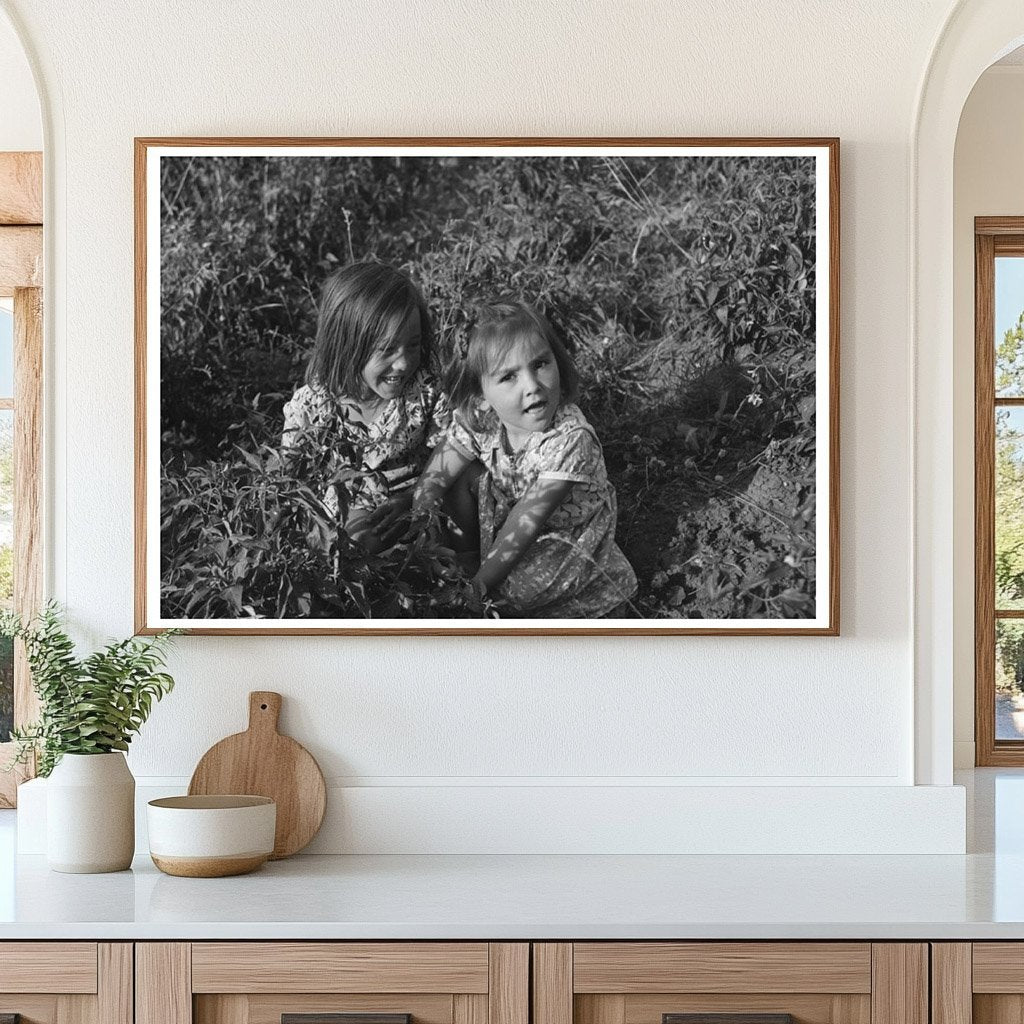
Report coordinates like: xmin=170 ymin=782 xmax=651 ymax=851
xmin=162 ymin=419 xmax=497 ymax=620
xmin=1 ymin=604 xmax=178 ymax=777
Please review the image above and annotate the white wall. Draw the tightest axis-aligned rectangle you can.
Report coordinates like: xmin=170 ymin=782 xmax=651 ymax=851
xmin=952 ymin=65 xmax=1024 ymax=767
xmin=0 ymin=0 xmax=973 ymax=852
xmin=0 ymin=9 xmax=39 ymax=151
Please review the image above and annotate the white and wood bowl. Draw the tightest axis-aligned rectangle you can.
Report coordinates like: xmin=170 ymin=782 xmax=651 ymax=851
xmin=147 ymin=795 xmax=276 ymax=877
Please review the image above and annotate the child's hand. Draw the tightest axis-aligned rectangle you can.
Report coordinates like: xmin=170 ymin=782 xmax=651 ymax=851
xmin=394 ymin=504 xmax=440 ymax=546
xmin=370 ymin=491 xmax=414 ymax=542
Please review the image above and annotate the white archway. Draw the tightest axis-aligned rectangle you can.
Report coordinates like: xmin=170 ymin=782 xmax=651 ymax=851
xmin=0 ymin=12 xmax=40 ymax=150
xmin=913 ymin=0 xmax=1024 ymax=785
xmin=0 ymin=3 xmax=47 ymax=809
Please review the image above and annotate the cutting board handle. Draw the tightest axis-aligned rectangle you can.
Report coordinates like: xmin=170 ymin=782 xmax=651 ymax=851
xmin=248 ymin=691 xmax=282 ymax=734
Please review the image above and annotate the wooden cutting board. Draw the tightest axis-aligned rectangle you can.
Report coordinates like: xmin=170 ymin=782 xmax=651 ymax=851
xmin=188 ymin=691 xmax=326 ymax=859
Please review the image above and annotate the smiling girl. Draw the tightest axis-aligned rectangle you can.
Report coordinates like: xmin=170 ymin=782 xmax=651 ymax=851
xmin=414 ymin=302 xmax=637 ymax=618
xmin=283 ymin=262 xmax=450 ymax=552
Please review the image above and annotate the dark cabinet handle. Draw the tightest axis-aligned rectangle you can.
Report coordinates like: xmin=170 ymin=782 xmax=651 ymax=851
xmin=664 ymin=1016 xmax=794 ymax=1024
xmin=283 ymin=1016 xmax=411 ymax=1024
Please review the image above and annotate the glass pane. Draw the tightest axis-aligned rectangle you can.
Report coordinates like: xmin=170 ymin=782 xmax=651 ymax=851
xmin=0 ymin=410 xmax=12 ymax=743
xmin=997 ymin=407 xmax=1024 ymax=609
xmin=0 ymin=304 xmax=11 ymax=399
xmin=996 ymin=256 xmax=1024 ymax=397
xmin=998 ymin=620 xmax=1024 ymax=740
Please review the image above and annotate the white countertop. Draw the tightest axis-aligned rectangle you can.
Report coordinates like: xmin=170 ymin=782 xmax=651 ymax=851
xmin=0 ymin=768 xmax=1021 ymax=941
xmin=0 ymin=848 xmax=1022 ymax=940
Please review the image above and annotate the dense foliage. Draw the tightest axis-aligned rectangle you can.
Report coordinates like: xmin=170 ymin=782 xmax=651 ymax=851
xmin=1 ymin=604 xmax=177 ymax=776
xmin=996 ymin=312 xmax=1024 ymax=691
xmin=160 ymin=154 xmax=819 ymax=619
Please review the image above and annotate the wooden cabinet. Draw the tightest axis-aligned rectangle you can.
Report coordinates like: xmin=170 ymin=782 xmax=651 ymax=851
xmin=532 ymin=944 xmax=928 ymax=1024
xmin=926 ymin=943 xmax=1024 ymax=1024
xmin=932 ymin=943 xmax=1023 ymax=1024
xmin=0 ymin=938 xmax=942 ymax=1024
xmin=135 ymin=944 xmax=528 ymax=1024
xmin=0 ymin=943 xmax=132 ymax=1024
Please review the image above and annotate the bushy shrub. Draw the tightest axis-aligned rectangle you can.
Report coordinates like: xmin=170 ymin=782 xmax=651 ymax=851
xmin=161 ymin=413 xmax=494 ymax=620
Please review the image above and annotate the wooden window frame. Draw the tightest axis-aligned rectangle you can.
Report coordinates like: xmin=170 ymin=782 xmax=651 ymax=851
xmin=975 ymin=216 xmax=1024 ymax=765
xmin=0 ymin=151 xmax=43 ymax=806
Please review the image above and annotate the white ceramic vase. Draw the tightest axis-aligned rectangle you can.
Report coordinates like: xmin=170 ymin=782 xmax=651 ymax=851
xmin=46 ymin=752 xmax=135 ymax=873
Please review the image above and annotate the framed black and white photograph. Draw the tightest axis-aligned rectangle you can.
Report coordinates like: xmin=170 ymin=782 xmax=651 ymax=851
xmin=135 ymin=137 xmax=839 ymax=635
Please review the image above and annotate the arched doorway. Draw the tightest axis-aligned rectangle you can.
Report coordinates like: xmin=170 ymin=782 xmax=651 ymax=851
xmin=914 ymin=1 xmax=1024 ymax=785
xmin=0 ymin=6 xmax=44 ymax=807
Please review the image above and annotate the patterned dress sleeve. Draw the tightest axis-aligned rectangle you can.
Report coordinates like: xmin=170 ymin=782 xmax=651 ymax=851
xmin=425 ymin=382 xmax=454 ymax=449
xmin=535 ymin=425 xmax=600 ymax=485
xmin=282 ymin=384 xmax=343 ymax=455
xmin=447 ymin=411 xmax=483 ymax=461
xmin=282 ymin=386 xmax=314 ymax=446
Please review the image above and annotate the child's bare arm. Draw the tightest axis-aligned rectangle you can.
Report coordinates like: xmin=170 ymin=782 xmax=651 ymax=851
xmin=413 ymin=439 xmax=475 ymax=510
xmin=365 ymin=489 xmax=415 ymax=539
xmin=474 ymin=477 xmax=573 ymax=595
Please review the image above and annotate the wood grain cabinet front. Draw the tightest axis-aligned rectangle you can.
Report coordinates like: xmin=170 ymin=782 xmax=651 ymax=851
xmin=135 ymin=944 xmax=529 ymax=1024
xmin=933 ymin=943 xmax=1024 ymax=1024
xmin=532 ymin=944 xmax=929 ymax=1024
xmin=0 ymin=943 xmax=132 ymax=1024
xmin=1 ymin=937 xmax=934 ymax=1024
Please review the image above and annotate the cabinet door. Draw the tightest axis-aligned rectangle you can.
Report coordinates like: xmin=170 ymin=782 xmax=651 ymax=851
xmin=137 ymin=943 xmax=528 ymax=1024
xmin=943 ymin=942 xmax=1024 ymax=1024
xmin=0 ymin=943 xmax=131 ymax=1024
xmin=533 ymin=944 xmax=927 ymax=1024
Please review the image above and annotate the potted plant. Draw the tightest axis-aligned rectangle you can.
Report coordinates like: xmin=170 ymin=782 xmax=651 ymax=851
xmin=2 ymin=603 xmax=178 ymax=873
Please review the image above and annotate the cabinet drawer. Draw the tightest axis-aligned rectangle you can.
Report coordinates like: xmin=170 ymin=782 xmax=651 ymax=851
xmin=572 ymin=944 xmax=871 ymax=994
xmin=570 ymin=943 xmax=872 ymax=1024
xmin=139 ymin=942 xmax=528 ymax=1024
xmin=534 ymin=943 xmax=926 ymax=1024
xmin=0 ymin=943 xmax=130 ymax=1024
xmin=191 ymin=944 xmax=490 ymax=993
xmin=973 ymin=944 xmax=1024 ymax=992
xmin=0 ymin=942 xmax=98 ymax=993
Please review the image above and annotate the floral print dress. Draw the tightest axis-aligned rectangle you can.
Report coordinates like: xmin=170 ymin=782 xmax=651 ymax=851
xmin=282 ymin=368 xmax=451 ymax=514
xmin=448 ymin=403 xmax=637 ymax=618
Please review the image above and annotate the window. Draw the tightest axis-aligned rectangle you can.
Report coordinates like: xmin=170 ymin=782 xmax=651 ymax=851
xmin=976 ymin=218 xmax=1024 ymax=764
xmin=0 ymin=152 xmax=43 ymax=806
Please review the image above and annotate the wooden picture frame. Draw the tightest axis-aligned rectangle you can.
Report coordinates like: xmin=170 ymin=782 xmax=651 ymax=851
xmin=135 ymin=137 xmax=839 ymax=636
